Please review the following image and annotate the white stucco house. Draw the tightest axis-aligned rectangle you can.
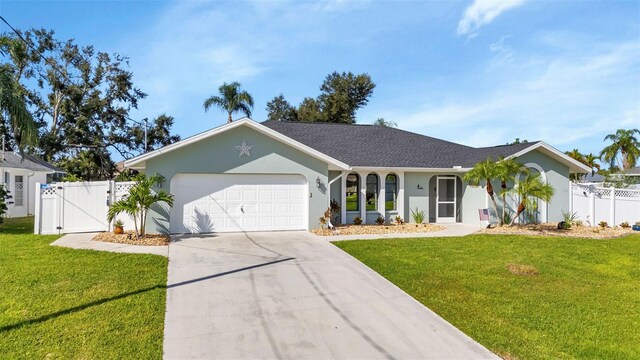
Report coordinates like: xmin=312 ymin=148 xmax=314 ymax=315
xmin=1 ymin=152 xmax=64 ymax=218
xmin=124 ymin=118 xmax=590 ymax=234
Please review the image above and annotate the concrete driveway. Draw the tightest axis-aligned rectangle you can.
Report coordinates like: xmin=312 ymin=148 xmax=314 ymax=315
xmin=164 ymin=231 xmax=497 ymax=359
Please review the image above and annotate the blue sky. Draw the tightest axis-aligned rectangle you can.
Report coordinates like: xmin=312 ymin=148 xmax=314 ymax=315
xmin=1 ymin=0 xmax=639 ymax=160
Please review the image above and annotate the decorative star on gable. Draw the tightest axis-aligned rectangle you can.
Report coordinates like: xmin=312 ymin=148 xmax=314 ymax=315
xmin=235 ymin=140 xmax=253 ymax=157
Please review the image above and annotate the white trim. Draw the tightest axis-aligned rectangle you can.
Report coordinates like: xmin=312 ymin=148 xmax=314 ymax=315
xmin=125 ymin=118 xmax=350 ymax=170
xmin=436 ymin=175 xmax=457 ymax=223
xmin=505 ymin=142 xmax=591 ymax=173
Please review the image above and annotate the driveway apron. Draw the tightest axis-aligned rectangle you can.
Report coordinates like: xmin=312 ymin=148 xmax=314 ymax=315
xmin=164 ymin=231 xmax=497 ymax=359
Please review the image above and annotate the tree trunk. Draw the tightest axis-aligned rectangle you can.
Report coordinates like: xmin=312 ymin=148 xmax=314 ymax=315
xmin=486 ymin=179 xmax=499 ymax=224
xmin=510 ymin=201 xmax=526 ymax=225
xmin=227 ymin=112 xmax=233 ymax=123
xmin=622 ymin=150 xmax=629 ymax=170
xmin=132 ymin=213 xmax=140 ymax=239
xmin=500 ymin=180 xmax=507 ymax=226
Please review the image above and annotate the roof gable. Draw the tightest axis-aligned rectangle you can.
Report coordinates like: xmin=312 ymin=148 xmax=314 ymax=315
xmin=0 ymin=152 xmax=62 ymax=173
xmin=125 ymin=118 xmax=349 ymax=170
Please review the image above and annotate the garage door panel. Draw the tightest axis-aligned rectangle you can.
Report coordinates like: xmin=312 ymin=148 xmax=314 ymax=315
xmin=171 ymin=174 xmax=307 ymax=233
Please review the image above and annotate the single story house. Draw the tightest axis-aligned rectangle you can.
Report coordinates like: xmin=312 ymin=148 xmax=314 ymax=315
xmin=125 ymin=118 xmax=590 ymax=234
xmin=1 ymin=152 xmax=64 ymax=218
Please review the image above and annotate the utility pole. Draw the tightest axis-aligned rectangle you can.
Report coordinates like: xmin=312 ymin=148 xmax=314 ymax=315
xmin=143 ymin=118 xmax=148 ymax=153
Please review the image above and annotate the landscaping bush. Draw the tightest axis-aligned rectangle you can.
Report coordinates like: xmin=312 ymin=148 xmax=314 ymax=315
xmin=0 ymin=184 xmax=7 ymax=225
xmin=375 ymin=216 xmax=385 ymax=225
xmin=620 ymin=221 xmax=630 ymax=229
xmin=394 ymin=215 xmax=403 ymax=225
xmin=353 ymin=216 xmax=362 ymax=225
xmin=599 ymin=221 xmax=609 ymax=229
xmin=411 ymin=208 xmax=426 ymax=224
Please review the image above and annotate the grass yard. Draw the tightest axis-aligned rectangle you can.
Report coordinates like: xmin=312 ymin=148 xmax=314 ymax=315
xmin=334 ymin=233 xmax=640 ymax=360
xmin=0 ymin=217 xmax=168 ymax=359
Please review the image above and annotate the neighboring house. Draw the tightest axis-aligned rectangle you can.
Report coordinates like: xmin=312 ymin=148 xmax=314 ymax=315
xmin=124 ymin=118 xmax=590 ymax=234
xmin=1 ymin=152 xmax=64 ymax=218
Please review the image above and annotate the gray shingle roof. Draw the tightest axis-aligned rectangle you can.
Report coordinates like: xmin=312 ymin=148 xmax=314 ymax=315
xmin=623 ymin=166 xmax=640 ymax=175
xmin=262 ymin=121 xmax=539 ymax=168
xmin=0 ymin=152 xmax=63 ymax=172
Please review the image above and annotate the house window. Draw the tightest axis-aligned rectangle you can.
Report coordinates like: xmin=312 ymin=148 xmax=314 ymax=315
xmin=366 ymin=173 xmax=379 ymax=211
xmin=385 ymin=174 xmax=398 ymax=211
xmin=15 ymin=175 xmax=23 ymax=206
xmin=346 ymin=173 xmax=359 ymax=211
xmin=4 ymin=171 xmax=9 ymax=189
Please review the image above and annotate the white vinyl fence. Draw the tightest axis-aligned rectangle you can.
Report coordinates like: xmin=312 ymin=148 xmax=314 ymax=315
xmin=570 ymin=183 xmax=640 ymax=226
xmin=34 ymin=181 xmax=135 ymax=235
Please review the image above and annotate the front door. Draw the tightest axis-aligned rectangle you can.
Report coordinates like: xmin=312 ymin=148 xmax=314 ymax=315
xmin=436 ymin=176 xmax=456 ymax=223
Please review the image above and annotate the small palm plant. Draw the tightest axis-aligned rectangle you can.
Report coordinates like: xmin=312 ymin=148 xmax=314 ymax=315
xmin=509 ymin=173 xmax=554 ymax=225
xmin=203 ymin=82 xmax=254 ymax=123
xmin=107 ymin=174 xmax=174 ymax=239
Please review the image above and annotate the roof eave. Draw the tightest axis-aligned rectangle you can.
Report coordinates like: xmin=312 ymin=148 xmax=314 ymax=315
xmin=505 ymin=141 xmax=592 ymax=173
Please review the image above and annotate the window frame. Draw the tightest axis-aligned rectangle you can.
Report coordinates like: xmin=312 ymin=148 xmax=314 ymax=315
xmin=366 ymin=173 xmax=379 ymax=211
xmin=345 ymin=173 xmax=360 ymax=212
xmin=385 ymin=174 xmax=398 ymax=211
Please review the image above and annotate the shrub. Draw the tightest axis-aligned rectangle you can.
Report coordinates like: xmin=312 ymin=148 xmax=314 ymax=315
xmin=598 ymin=221 xmax=609 ymax=229
xmin=620 ymin=221 xmax=630 ymax=229
xmin=561 ymin=211 xmax=578 ymax=229
xmin=329 ymin=199 xmax=341 ymax=225
xmin=574 ymin=220 xmax=583 ymax=227
xmin=114 ymin=219 xmax=124 ymax=228
xmin=394 ymin=215 xmax=403 ymax=225
xmin=411 ymin=208 xmax=426 ymax=224
xmin=0 ymin=185 xmax=7 ymax=225
xmin=375 ymin=216 xmax=385 ymax=225
xmin=353 ymin=216 xmax=362 ymax=225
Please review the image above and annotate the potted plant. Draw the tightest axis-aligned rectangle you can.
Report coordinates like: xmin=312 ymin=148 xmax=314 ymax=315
xmin=113 ymin=219 xmax=124 ymax=234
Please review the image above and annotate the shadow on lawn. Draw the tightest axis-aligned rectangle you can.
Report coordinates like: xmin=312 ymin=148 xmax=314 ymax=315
xmin=0 ymin=257 xmax=294 ymax=333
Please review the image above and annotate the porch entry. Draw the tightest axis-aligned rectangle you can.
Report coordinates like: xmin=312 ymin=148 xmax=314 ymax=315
xmin=436 ymin=176 xmax=456 ymax=223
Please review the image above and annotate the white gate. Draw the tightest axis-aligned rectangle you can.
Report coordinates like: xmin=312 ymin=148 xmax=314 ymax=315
xmin=34 ymin=181 xmax=135 ymax=235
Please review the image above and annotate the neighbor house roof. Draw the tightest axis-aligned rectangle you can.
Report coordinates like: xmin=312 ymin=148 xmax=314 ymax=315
xmin=0 ymin=152 xmax=63 ymax=173
xmin=262 ymin=121 xmax=589 ymax=172
xmin=623 ymin=166 xmax=640 ymax=176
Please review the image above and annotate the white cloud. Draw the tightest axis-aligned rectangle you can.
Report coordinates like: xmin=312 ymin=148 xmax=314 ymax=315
xmin=384 ymin=39 xmax=640 ymax=153
xmin=457 ymin=0 xmax=527 ymax=37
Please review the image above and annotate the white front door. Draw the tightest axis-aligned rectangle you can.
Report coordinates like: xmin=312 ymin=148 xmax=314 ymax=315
xmin=436 ymin=176 xmax=456 ymax=223
xmin=170 ymin=173 xmax=307 ymax=233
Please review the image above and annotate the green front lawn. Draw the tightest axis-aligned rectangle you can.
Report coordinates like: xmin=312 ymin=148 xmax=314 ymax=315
xmin=335 ymin=234 xmax=640 ymax=359
xmin=0 ymin=217 xmax=168 ymax=358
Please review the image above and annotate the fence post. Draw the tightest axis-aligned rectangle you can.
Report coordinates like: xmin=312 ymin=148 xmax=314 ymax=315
xmin=34 ymin=182 xmax=41 ymax=234
xmin=589 ymin=190 xmax=596 ymax=226
xmin=569 ymin=182 xmax=573 ymax=214
xmin=610 ymin=186 xmax=615 ymax=226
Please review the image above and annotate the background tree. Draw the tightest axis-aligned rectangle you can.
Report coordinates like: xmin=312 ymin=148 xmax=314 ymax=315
xmin=318 ymin=71 xmax=375 ymax=124
xmin=0 ymin=184 xmax=8 ymax=225
xmin=510 ymin=172 xmax=554 ymax=225
xmin=600 ymin=129 xmax=640 ymax=170
xmin=203 ymin=82 xmax=254 ymax=123
xmin=272 ymin=71 xmax=375 ymax=123
xmin=127 ymin=114 xmax=181 ymax=153
xmin=583 ymin=153 xmax=601 ymax=176
xmin=265 ymin=94 xmax=297 ymax=122
xmin=0 ymin=28 xmax=180 ymax=180
xmin=0 ymin=63 xmax=37 ymax=153
xmin=464 ymin=158 xmax=501 ymax=223
xmin=372 ymin=118 xmax=397 ymax=127
xmin=296 ymin=97 xmax=323 ymax=122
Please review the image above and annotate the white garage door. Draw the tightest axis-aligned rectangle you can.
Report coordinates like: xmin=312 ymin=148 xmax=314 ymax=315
xmin=170 ymin=173 xmax=307 ymax=233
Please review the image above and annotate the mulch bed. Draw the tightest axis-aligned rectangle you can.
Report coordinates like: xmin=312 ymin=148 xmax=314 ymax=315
xmin=479 ymin=223 xmax=636 ymax=239
xmin=312 ymin=223 xmax=445 ymax=236
xmin=93 ymin=231 xmax=169 ymax=246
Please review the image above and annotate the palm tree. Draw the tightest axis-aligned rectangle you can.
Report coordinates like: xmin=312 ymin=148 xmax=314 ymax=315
xmin=203 ymin=82 xmax=254 ymax=123
xmin=107 ymin=174 xmax=174 ymax=239
xmin=509 ymin=172 xmax=554 ymax=225
xmin=496 ymin=158 xmax=524 ymax=225
xmin=583 ymin=153 xmax=601 ymax=176
xmin=565 ymin=148 xmax=585 ymax=163
xmin=464 ymin=158 xmax=500 ymax=223
xmin=600 ymin=129 xmax=640 ymax=170
xmin=0 ymin=64 xmax=37 ymax=153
